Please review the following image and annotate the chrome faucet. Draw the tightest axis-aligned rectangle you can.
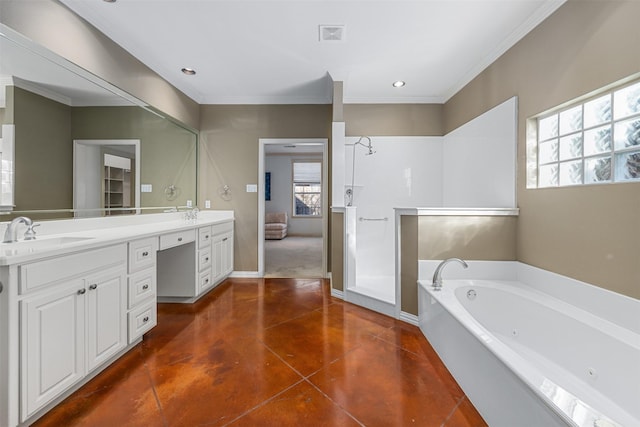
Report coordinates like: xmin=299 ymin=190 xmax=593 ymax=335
xmin=3 ymin=216 xmax=34 ymax=243
xmin=432 ymin=258 xmax=468 ymax=291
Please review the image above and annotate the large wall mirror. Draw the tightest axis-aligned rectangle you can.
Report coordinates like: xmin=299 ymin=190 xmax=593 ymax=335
xmin=0 ymin=24 xmax=197 ymax=220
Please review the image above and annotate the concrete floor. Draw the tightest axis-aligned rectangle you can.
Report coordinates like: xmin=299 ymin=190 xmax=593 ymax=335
xmin=33 ymin=278 xmax=486 ymax=427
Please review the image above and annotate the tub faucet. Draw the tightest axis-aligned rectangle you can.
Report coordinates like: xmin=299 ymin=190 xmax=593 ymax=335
xmin=3 ymin=216 xmax=33 ymax=243
xmin=432 ymin=258 xmax=468 ymax=291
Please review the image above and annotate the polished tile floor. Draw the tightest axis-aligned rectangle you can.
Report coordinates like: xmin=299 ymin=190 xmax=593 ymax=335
xmin=34 ymin=278 xmax=487 ymax=427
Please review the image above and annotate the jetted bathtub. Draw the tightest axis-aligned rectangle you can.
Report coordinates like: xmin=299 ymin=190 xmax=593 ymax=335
xmin=418 ymin=277 xmax=639 ymax=427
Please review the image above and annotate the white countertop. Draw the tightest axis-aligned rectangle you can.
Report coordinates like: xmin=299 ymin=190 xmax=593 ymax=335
xmin=0 ymin=210 xmax=234 ymax=265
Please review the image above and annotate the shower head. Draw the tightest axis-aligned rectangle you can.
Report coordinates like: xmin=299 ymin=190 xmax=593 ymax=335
xmin=356 ymin=136 xmax=375 ymax=155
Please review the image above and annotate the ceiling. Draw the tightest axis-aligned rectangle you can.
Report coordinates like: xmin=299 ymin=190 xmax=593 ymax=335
xmin=60 ymin=0 xmax=565 ymax=105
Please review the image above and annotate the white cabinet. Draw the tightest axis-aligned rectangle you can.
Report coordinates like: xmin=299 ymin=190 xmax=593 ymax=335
xmin=221 ymin=232 xmax=233 ymax=277
xmin=198 ymin=226 xmax=212 ymax=249
xmin=156 ymin=223 xmax=233 ymax=300
xmin=128 ymin=237 xmax=157 ymax=274
xmin=197 ymin=226 xmax=214 ymax=293
xmin=212 ymin=222 xmax=234 ymax=286
xmin=20 ymin=281 xmax=86 ymax=420
xmin=128 ymin=268 xmax=156 ymax=308
xmin=0 ymin=213 xmax=234 ymax=427
xmin=19 ymin=247 xmax=127 ymax=420
xmin=159 ymin=229 xmax=196 ymax=250
xmin=127 ymin=237 xmax=158 ymax=343
xmin=86 ymin=268 xmax=127 ymax=370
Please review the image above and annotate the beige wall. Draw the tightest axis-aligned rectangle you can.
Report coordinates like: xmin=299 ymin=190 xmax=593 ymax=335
xmin=400 ymin=215 xmax=517 ymax=316
xmin=400 ymin=216 xmax=419 ymax=315
xmin=444 ymin=0 xmax=640 ymax=299
xmin=332 ymin=82 xmax=344 ymax=122
xmin=330 ymin=211 xmax=344 ymax=292
xmin=199 ymin=105 xmax=331 ymax=272
xmin=344 ymin=104 xmax=443 ymax=136
xmin=417 ymin=216 xmax=517 ymax=261
xmin=13 ymin=87 xmax=72 ymax=212
xmin=0 ymin=0 xmax=199 ymax=130
xmin=1 ymin=85 xmax=14 ymax=126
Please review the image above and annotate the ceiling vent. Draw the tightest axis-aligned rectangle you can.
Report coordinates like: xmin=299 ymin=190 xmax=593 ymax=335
xmin=319 ymin=25 xmax=345 ymax=43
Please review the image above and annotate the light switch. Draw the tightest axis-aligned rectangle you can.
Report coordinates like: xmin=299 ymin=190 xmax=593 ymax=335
xmin=186 ymin=200 xmax=193 ymax=208
xmin=205 ymin=200 xmax=211 ymax=209
xmin=246 ymin=184 xmax=257 ymax=193
xmin=141 ymin=184 xmax=153 ymax=193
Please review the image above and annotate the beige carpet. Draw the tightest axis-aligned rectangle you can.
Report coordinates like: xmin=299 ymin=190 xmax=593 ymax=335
xmin=265 ymin=236 xmax=323 ymax=278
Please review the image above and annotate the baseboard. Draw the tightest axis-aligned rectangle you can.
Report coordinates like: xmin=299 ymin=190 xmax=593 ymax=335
xmin=399 ymin=311 xmax=419 ymax=326
xmin=229 ymin=271 xmax=261 ymax=278
xmin=331 ymin=288 xmax=345 ymax=299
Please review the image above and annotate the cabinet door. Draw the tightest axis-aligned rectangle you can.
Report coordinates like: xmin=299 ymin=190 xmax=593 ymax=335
xmin=222 ymin=232 xmax=234 ymax=276
xmin=212 ymin=236 xmax=224 ymax=282
xmin=21 ymin=281 xmax=86 ymax=420
xmin=86 ymin=268 xmax=127 ymax=371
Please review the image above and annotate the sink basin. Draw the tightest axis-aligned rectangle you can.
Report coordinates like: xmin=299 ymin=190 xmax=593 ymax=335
xmin=1 ymin=236 xmax=95 ymax=255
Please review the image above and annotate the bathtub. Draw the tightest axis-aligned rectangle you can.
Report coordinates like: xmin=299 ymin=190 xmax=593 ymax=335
xmin=418 ymin=277 xmax=640 ymax=427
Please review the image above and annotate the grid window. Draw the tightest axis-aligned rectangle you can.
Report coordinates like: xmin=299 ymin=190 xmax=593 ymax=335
xmin=292 ymin=161 xmax=322 ymax=217
xmin=530 ymin=80 xmax=640 ymax=188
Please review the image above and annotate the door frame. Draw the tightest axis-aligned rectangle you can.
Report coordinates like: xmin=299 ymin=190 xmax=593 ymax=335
xmin=258 ymin=138 xmax=329 ymax=277
xmin=73 ymin=139 xmax=141 ymax=214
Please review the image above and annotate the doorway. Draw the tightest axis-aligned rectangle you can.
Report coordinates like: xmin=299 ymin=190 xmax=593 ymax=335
xmin=258 ymin=138 xmax=328 ymax=278
xmin=73 ymin=139 xmax=141 ymax=217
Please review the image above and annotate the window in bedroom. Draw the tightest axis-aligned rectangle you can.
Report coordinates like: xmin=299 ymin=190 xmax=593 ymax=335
xmin=292 ymin=160 xmax=322 ymax=217
xmin=527 ymin=79 xmax=640 ymax=188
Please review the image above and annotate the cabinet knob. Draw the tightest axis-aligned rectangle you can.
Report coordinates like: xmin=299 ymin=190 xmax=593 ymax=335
xmin=222 ymin=237 xmax=228 ymax=242
xmin=142 ymin=251 xmax=149 ymax=257
xmin=205 ymin=235 xmax=209 ymax=239
xmin=143 ymin=316 xmax=149 ymax=323
xmin=178 ymin=237 xmax=183 ymax=242
xmin=89 ymin=284 xmax=98 ymax=290
xmin=142 ymin=284 xmax=149 ymax=290
xmin=77 ymin=288 xmax=86 ymax=295
xmin=205 ymin=257 xmax=209 ymax=262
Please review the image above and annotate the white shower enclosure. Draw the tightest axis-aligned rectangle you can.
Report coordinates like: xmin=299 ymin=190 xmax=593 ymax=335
xmin=333 ymin=97 xmax=517 ymax=318
xmin=343 ymin=137 xmax=443 ymax=310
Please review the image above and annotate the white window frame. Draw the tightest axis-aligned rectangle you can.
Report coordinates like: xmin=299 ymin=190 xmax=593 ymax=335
xmin=527 ymin=79 xmax=640 ymax=189
xmin=291 ymin=159 xmax=322 ymax=218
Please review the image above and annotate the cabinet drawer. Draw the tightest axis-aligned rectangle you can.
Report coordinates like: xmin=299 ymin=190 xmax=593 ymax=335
xmin=159 ymin=229 xmax=196 ymax=250
xmin=198 ymin=247 xmax=212 ymax=272
xmin=19 ymin=244 xmax=126 ymax=294
xmin=198 ymin=226 xmax=212 ymax=249
xmin=128 ymin=237 xmax=158 ymax=274
xmin=128 ymin=300 xmax=157 ymax=343
xmin=212 ymin=221 xmax=233 ymax=236
xmin=199 ymin=269 xmax=213 ymax=293
xmin=128 ymin=269 xmax=156 ymax=309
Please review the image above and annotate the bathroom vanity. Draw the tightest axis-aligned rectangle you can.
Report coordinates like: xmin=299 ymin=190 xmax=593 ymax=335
xmin=0 ymin=210 xmax=234 ymax=427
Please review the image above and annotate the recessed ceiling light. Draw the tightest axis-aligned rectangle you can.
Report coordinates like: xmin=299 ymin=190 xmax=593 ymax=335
xmin=181 ymin=68 xmax=196 ymax=75
xmin=392 ymin=81 xmax=406 ymax=88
